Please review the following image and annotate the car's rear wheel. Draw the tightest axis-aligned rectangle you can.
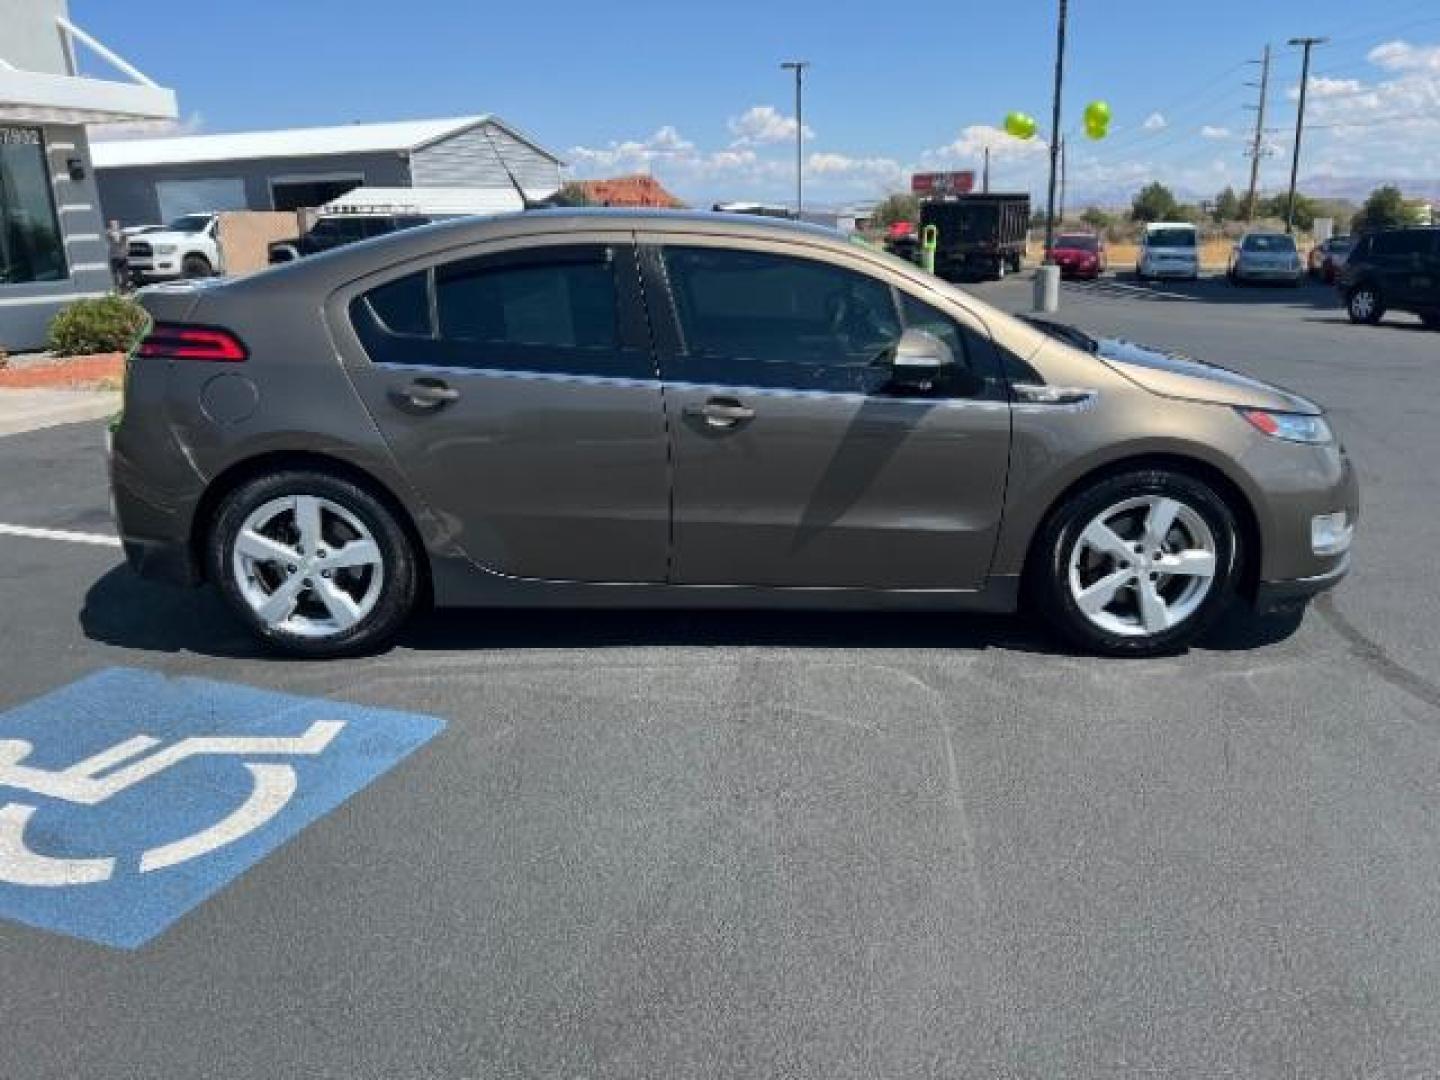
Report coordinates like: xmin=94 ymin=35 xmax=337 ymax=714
xmin=1347 ymin=283 xmax=1384 ymax=324
xmin=209 ymin=470 xmax=418 ymax=657
xmin=1030 ymin=470 xmax=1239 ymax=657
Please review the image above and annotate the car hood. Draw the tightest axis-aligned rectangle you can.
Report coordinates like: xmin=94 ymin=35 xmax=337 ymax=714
xmin=133 ymin=230 xmax=198 ymax=245
xmin=1095 ymin=337 xmax=1321 ymax=415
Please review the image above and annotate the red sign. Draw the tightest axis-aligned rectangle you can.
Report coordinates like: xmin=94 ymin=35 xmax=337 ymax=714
xmin=911 ymin=171 xmax=975 ymax=196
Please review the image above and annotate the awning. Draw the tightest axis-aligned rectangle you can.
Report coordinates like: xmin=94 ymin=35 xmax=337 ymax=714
xmin=0 ymin=68 xmax=177 ymax=125
xmin=0 ymin=15 xmax=176 ymax=126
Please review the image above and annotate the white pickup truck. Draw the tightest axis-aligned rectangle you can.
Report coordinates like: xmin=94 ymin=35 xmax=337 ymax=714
xmin=125 ymin=212 xmax=222 ymax=283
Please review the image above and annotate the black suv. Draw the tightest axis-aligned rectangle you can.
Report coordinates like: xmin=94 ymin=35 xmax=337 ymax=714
xmin=268 ymin=213 xmax=430 ymax=265
xmin=1338 ymin=227 xmax=1440 ymax=328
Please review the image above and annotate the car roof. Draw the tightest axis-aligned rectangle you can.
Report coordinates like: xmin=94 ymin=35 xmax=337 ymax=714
xmin=1145 ymin=221 xmax=1195 ymax=230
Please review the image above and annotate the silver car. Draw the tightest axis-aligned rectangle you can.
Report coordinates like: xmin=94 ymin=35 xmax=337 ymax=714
xmin=1228 ymin=232 xmax=1304 ymax=286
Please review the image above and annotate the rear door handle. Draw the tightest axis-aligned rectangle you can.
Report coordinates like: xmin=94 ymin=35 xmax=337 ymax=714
xmin=684 ymin=397 xmax=755 ymax=428
xmin=395 ymin=377 xmax=460 ymax=408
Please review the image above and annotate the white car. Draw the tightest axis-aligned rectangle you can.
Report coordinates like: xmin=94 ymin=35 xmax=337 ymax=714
xmin=1228 ymin=232 xmax=1303 ymax=286
xmin=1136 ymin=222 xmax=1199 ymax=281
xmin=126 ymin=213 xmax=222 ymax=282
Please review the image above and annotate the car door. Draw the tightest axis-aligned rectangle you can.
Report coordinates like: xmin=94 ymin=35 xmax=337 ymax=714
xmin=638 ymin=237 xmax=1011 ymax=590
xmin=1373 ymin=230 xmax=1429 ymax=307
xmin=335 ymin=237 xmax=670 ymax=583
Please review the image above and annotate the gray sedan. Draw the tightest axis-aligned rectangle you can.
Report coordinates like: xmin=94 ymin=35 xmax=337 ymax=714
xmin=1228 ymin=232 xmax=1304 ymax=286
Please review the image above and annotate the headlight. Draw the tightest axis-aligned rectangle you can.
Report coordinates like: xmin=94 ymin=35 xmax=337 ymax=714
xmin=154 ymin=244 xmax=177 ymax=254
xmin=1237 ymin=408 xmax=1333 ymax=444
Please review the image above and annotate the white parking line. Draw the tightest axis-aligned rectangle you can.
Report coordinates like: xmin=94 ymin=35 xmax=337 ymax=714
xmin=0 ymin=523 xmax=121 ymax=548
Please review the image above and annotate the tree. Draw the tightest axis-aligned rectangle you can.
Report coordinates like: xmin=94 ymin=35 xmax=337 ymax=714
xmin=1212 ymin=186 xmax=1242 ymax=223
xmin=1130 ymin=182 xmax=1180 ymax=222
xmin=1080 ymin=206 xmax=1113 ymax=231
xmin=547 ymin=182 xmax=595 ymax=208
xmin=1259 ymin=192 xmax=1318 ymax=231
xmin=1352 ymin=185 xmax=1409 ymax=233
xmin=871 ymin=193 xmax=919 ymax=229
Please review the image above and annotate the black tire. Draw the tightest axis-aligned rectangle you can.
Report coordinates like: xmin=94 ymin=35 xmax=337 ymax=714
xmin=181 ymin=254 xmax=213 ymax=279
xmin=1028 ymin=469 xmax=1240 ymax=657
xmin=209 ymin=469 xmax=419 ymax=657
xmin=1420 ymin=312 xmax=1440 ymax=331
xmin=1346 ymin=282 xmax=1384 ymax=325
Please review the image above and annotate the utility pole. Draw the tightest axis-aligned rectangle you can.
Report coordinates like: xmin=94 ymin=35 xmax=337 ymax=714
xmin=1058 ymin=135 xmax=1067 ymax=226
xmin=1243 ymin=44 xmax=1272 ymax=221
xmin=982 ymin=146 xmax=990 ymax=193
xmin=1285 ymin=36 xmax=1326 ymax=234
xmin=781 ymin=60 xmax=809 ymax=219
xmin=1042 ymin=0 xmax=1068 ymax=261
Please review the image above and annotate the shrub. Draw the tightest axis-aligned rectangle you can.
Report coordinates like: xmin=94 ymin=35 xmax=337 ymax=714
xmin=46 ymin=295 xmax=148 ymax=357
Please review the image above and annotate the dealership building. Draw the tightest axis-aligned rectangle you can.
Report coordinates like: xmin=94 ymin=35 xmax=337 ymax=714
xmin=92 ymin=116 xmax=565 ymax=226
xmin=0 ymin=0 xmax=178 ymax=349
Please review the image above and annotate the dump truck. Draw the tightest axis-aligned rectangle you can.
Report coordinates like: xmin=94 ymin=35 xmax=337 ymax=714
xmin=918 ymin=193 xmax=1031 ymax=281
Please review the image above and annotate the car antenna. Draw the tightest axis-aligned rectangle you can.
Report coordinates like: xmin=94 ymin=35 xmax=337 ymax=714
xmin=481 ymin=125 xmax=540 ymax=211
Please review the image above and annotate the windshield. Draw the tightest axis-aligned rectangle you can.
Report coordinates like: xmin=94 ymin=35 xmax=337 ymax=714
xmin=164 ymin=215 xmax=213 ymax=233
xmin=1056 ymin=234 xmax=1099 ymax=251
xmin=1243 ymin=234 xmax=1296 ymax=252
xmin=1147 ymin=228 xmax=1195 ymax=248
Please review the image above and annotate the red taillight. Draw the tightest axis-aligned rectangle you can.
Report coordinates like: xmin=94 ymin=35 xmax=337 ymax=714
xmin=137 ymin=323 xmax=247 ymax=362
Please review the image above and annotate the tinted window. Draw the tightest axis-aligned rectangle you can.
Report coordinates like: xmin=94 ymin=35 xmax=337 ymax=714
xmin=1147 ymin=228 xmax=1196 ymax=248
xmin=1374 ymin=230 xmax=1434 ymax=257
xmin=364 ymin=272 xmax=431 ymax=337
xmin=0 ymin=125 xmax=66 ymax=284
xmin=661 ymin=247 xmax=900 ymax=392
xmin=437 ymin=254 xmax=617 ymax=349
xmin=1056 ymin=234 xmax=1099 ymax=251
xmin=898 ymin=292 xmax=994 ymax=398
xmin=1243 ymin=234 xmax=1296 ymax=252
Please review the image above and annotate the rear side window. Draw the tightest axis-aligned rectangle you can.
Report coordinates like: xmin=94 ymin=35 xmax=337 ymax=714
xmin=436 ymin=255 xmax=617 ymax=349
xmin=364 ymin=272 xmax=430 ymax=337
xmin=1374 ymin=231 xmax=1434 ymax=256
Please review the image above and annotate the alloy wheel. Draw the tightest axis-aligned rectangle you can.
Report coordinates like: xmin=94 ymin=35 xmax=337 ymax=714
xmin=1067 ymin=495 xmax=1218 ymax=638
xmin=231 ymin=495 xmax=385 ymax=638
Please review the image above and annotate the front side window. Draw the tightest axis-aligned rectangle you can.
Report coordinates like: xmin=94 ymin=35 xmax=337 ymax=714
xmin=660 ymin=246 xmax=901 ymax=392
xmin=0 ymin=126 xmax=67 ymax=285
xmin=1374 ymin=231 xmax=1434 ymax=257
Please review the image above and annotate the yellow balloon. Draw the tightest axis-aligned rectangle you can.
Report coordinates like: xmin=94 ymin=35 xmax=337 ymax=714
xmin=1004 ymin=111 xmax=1034 ymax=139
xmin=1084 ymin=100 xmax=1112 ymax=127
xmin=1085 ymin=118 xmax=1109 ymax=140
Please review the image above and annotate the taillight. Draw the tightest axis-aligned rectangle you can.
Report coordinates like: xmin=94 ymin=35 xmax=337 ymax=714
xmin=137 ymin=323 xmax=247 ymax=362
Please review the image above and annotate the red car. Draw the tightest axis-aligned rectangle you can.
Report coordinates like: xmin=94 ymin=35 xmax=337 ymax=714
xmin=1051 ymin=232 xmax=1107 ymax=279
xmin=1308 ymin=235 xmax=1354 ymax=284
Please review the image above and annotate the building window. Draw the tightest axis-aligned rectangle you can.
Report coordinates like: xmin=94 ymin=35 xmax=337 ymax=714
xmin=0 ymin=126 xmax=67 ymax=285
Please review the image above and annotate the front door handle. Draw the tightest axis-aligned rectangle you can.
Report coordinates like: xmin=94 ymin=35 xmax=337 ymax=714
xmin=684 ymin=397 xmax=755 ymax=428
xmin=395 ymin=377 xmax=460 ymax=409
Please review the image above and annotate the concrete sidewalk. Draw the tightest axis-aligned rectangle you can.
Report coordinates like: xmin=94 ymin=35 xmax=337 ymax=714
xmin=0 ymin=389 xmax=120 ymax=438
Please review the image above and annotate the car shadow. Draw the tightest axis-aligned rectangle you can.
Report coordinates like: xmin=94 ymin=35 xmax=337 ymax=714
xmin=81 ymin=565 xmax=1305 ymax=660
xmin=1092 ymin=273 xmax=1345 ymax=310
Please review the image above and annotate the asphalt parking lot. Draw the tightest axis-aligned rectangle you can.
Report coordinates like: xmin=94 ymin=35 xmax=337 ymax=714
xmin=2 ymin=272 xmax=1439 ymax=1078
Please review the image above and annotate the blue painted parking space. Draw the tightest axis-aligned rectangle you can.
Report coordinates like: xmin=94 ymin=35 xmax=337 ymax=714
xmin=0 ymin=668 xmax=444 ymax=949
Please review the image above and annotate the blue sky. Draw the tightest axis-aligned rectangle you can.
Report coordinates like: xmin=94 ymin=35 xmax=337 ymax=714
xmin=76 ymin=0 xmax=1440 ymax=207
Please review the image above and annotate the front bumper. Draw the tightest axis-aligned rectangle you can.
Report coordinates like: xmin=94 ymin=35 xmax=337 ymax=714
xmin=1255 ymin=554 xmax=1350 ymax=611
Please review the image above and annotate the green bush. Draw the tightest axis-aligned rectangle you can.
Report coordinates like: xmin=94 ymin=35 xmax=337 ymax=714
xmin=46 ymin=295 xmax=148 ymax=357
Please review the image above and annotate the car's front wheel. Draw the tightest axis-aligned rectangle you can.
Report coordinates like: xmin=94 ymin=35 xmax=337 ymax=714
xmin=209 ymin=470 xmax=419 ymax=657
xmin=1347 ymin=283 xmax=1384 ymax=324
xmin=1030 ymin=470 xmax=1239 ymax=656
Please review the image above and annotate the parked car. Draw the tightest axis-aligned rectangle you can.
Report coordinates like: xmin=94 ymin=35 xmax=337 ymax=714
xmin=1338 ymin=227 xmax=1440 ymax=328
xmin=1308 ymin=235 xmax=1353 ymax=283
xmin=1050 ymin=232 xmax=1106 ymax=279
xmin=917 ymin=193 xmax=1030 ymax=280
xmin=110 ymin=209 xmax=1356 ymax=659
xmin=127 ymin=212 xmax=222 ymax=283
xmin=269 ymin=212 xmax=431 ymax=264
xmin=1136 ymin=222 xmax=1199 ymax=281
xmin=1228 ymin=232 xmax=1303 ymax=286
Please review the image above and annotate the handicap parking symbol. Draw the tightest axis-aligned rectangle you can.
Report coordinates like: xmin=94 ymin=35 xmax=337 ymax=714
xmin=0 ymin=668 xmax=444 ymax=949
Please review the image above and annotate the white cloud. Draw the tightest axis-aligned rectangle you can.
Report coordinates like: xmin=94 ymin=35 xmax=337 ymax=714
xmin=728 ymin=105 xmax=814 ymax=146
xmin=1368 ymin=40 xmax=1440 ymax=73
xmin=568 ymin=125 xmax=697 ymax=171
xmin=1142 ymin=112 xmax=1167 ymax=131
xmin=1287 ymin=75 xmax=1367 ymax=101
xmin=1200 ymin=125 xmax=1234 ymax=140
xmin=925 ymin=123 xmax=1048 ymax=162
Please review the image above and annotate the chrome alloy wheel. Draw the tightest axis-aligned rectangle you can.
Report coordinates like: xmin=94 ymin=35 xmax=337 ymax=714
xmin=1349 ymin=288 xmax=1376 ymax=322
xmin=231 ymin=495 xmax=384 ymax=638
xmin=1067 ymin=495 xmax=1218 ymax=638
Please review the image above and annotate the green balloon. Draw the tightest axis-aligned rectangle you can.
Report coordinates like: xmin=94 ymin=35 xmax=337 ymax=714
xmin=1084 ymin=117 xmax=1109 ymax=140
xmin=1004 ymin=111 xmax=1037 ymax=140
xmin=1084 ymin=100 xmax=1112 ymax=127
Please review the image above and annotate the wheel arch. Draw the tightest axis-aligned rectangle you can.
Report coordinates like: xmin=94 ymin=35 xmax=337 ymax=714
xmin=1018 ymin=452 xmax=1264 ymax=604
xmin=190 ymin=449 xmax=433 ymax=605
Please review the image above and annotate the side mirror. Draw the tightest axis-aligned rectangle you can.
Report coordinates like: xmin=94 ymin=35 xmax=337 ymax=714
xmin=887 ymin=328 xmax=955 ymax=391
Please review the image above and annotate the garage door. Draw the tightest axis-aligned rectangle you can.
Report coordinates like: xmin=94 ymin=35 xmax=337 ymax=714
xmin=156 ymin=177 xmax=246 ymax=223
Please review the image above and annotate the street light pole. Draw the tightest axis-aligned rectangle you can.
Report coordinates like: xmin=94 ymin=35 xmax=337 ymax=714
xmin=1285 ymin=36 xmax=1326 ymax=234
xmin=1043 ymin=0 xmax=1068 ymax=262
xmin=781 ymin=60 xmax=809 ymax=219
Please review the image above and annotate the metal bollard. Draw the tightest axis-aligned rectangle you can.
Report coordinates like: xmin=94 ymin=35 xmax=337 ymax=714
xmin=1033 ymin=264 xmax=1060 ymax=313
